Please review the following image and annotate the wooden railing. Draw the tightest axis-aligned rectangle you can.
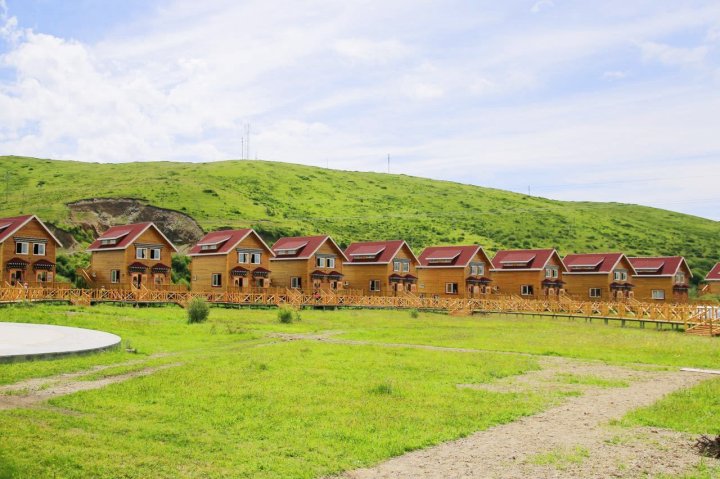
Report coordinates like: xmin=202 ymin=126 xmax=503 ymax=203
xmin=0 ymin=285 xmax=718 ymax=335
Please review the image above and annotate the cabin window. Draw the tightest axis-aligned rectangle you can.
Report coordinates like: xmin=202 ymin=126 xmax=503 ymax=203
xmin=150 ymin=248 xmax=161 ymax=260
xmin=402 ymin=262 xmax=410 ymax=273
xmin=33 ymin=243 xmax=46 ymax=256
xmin=327 ymin=257 xmax=335 ymax=268
xmin=36 ymin=271 xmax=48 ymax=283
xmin=613 ymin=270 xmax=627 ymax=281
xmin=521 ymin=285 xmax=534 ymax=296
xmin=545 ymin=267 xmax=558 ymax=278
xmin=15 ymin=242 xmax=29 ymax=255
xmin=369 ymin=280 xmax=381 ymax=292
xmin=136 ymin=247 xmax=148 ymax=260
xmin=316 ymin=257 xmax=326 ymax=268
xmin=212 ymin=273 xmax=222 ymax=287
xmin=470 ymin=263 xmax=485 ymax=276
xmin=291 ymin=277 xmax=302 ymax=289
xmin=238 ymin=252 xmax=249 ymax=263
xmin=445 ymin=283 xmax=458 ymax=294
xmin=589 ymin=288 xmax=601 ymax=298
xmin=111 ymin=270 xmax=120 ymax=283
xmin=675 ymin=272 xmax=685 ymax=284
xmin=250 ymin=253 xmax=261 ymax=264
xmin=651 ymin=289 xmax=665 ymax=300
xmin=393 ymin=260 xmax=401 ymax=272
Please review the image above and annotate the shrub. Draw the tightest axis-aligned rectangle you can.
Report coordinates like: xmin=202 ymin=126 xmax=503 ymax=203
xmin=409 ymin=309 xmax=420 ymax=319
xmin=187 ymin=297 xmax=210 ymax=324
xmin=277 ymin=307 xmax=297 ymax=323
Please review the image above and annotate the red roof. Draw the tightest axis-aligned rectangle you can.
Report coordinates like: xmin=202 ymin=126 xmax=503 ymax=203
xmin=418 ymin=245 xmax=483 ymax=267
xmin=628 ymin=256 xmax=690 ymax=277
xmin=0 ymin=214 xmax=62 ymax=247
xmin=491 ymin=249 xmax=565 ymax=271
xmin=189 ymin=229 xmax=272 ymax=256
xmin=87 ymin=222 xmax=178 ymax=252
xmin=271 ymin=235 xmax=347 ymax=261
xmin=706 ymin=263 xmax=720 ymax=281
xmin=563 ymin=253 xmax=634 ymax=274
xmin=345 ymin=240 xmax=417 ymax=264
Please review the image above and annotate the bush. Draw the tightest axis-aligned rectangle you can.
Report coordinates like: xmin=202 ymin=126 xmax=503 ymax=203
xmin=409 ymin=309 xmax=420 ymax=319
xmin=278 ymin=307 xmax=300 ymax=323
xmin=187 ymin=297 xmax=209 ymax=324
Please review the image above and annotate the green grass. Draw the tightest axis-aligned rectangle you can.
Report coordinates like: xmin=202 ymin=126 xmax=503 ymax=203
xmin=2 ymin=155 xmax=719 ymax=278
xmin=528 ymin=445 xmax=590 ymax=470
xmin=1 ymin=304 xmax=720 ymax=478
xmin=622 ymin=378 xmax=720 ymax=435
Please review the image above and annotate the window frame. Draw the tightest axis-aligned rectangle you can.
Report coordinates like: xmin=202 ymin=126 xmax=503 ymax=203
xmin=369 ymin=280 xmax=381 ymax=292
xmin=149 ymin=248 xmax=161 ymax=261
xmin=211 ymin=273 xmax=222 ymax=288
xmin=111 ymin=270 xmax=120 ymax=284
xmin=327 ymin=257 xmax=335 ymax=268
xmin=521 ymin=285 xmax=534 ymax=296
xmin=445 ymin=282 xmax=458 ymax=294
xmin=33 ymin=243 xmax=46 ymax=256
xmin=250 ymin=252 xmax=261 ymax=264
xmin=238 ymin=252 xmax=249 ymax=264
xmin=651 ymin=289 xmax=665 ymax=300
xmin=291 ymin=277 xmax=302 ymax=289
xmin=589 ymin=288 xmax=601 ymax=298
xmin=15 ymin=241 xmax=29 ymax=255
xmin=136 ymin=247 xmax=148 ymax=260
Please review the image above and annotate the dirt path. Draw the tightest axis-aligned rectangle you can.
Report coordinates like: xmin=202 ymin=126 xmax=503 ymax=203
xmin=270 ymin=333 xmax=713 ymax=479
xmin=0 ymin=357 xmax=181 ymax=410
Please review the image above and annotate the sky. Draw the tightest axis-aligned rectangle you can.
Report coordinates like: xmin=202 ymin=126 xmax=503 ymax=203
xmin=0 ymin=1 xmax=719 ymax=220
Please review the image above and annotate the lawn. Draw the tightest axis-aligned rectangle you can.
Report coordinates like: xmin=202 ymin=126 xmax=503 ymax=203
xmin=1 ymin=304 xmax=719 ymax=478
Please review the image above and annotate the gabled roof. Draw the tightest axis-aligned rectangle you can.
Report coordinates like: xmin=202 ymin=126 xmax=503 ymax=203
xmin=491 ymin=248 xmax=566 ymax=272
xmin=418 ymin=245 xmax=487 ymax=268
xmin=563 ymin=253 xmax=636 ymax=275
xmin=87 ymin=222 xmax=178 ymax=252
xmin=706 ymin=263 xmax=720 ymax=281
xmin=188 ymin=229 xmax=273 ymax=257
xmin=628 ymin=256 xmax=692 ymax=278
xmin=0 ymin=214 xmax=63 ymax=247
xmin=344 ymin=240 xmax=418 ymax=265
xmin=270 ymin=235 xmax=348 ymax=261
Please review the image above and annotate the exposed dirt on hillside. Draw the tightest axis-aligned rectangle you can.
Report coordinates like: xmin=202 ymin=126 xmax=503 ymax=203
xmin=67 ymin=198 xmax=204 ymax=248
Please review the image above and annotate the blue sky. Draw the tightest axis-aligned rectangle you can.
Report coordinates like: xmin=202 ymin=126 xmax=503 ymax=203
xmin=1 ymin=0 xmax=719 ymax=220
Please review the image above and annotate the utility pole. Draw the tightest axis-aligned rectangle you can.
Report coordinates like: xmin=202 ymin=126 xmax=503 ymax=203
xmin=387 ymin=154 xmax=390 ymax=174
xmin=245 ymin=123 xmax=251 ymax=159
xmin=240 ymin=138 xmax=244 ymax=160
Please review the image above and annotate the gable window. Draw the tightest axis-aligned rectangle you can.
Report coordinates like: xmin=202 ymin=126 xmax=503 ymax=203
xmin=212 ymin=273 xmax=222 ymax=287
xmin=402 ymin=262 xmax=410 ymax=273
xmin=33 ymin=243 xmax=46 ymax=256
xmin=327 ymin=257 xmax=335 ymax=268
xmin=238 ymin=252 xmax=249 ymax=263
xmin=250 ymin=253 xmax=261 ymax=264
xmin=675 ymin=272 xmax=685 ymax=284
xmin=369 ymin=280 xmax=381 ymax=292
xmin=316 ymin=257 xmax=326 ymax=268
xmin=445 ymin=283 xmax=458 ymax=294
xmin=393 ymin=260 xmax=401 ymax=272
xmin=150 ymin=248 xmax=161 ymax=260
xmin=136 ymin=247 xmax=148 ymax=260
xmin=651 ymin=289 xmax=665 ymax=300
xmin=545 ymin=267 xmax=558 ymax=278
xmin=470 ymin=263 xmax=485 ymax=276
xmin=111 ymin=270 xmax=120 ymax=284
xmin=589 ymin=288 xmax=601 ymax=298
xmin=291 ymin=277 xmax=302 ymax=289
xmin=15 ymin=242 xmax=29 ymax=255
xmin=614 ymin=270 xmax=627 ymax=281
xmin=521 ymin=285 xmax=534 ymax=296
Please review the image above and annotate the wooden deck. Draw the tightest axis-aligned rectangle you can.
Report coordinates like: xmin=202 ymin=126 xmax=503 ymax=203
xmin=1 ymin=286 xmax=718 ymax=336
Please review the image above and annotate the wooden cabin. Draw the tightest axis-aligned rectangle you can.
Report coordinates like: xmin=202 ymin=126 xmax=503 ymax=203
xmin=85 ymin=222 xmax=178 ymax=289
xmin=628 ymin=256 xmax=692 ymax=303
xmin=702 ymin=262 xmax=720 ymax=295
xmin=416 ymin=245 xmax=493 ymax=298
xmin=490 ymin=249 xmax=567 ymax=298
xmin=189 ymin=229 xmax=274 ymax=292
xmin=269 ymin=235 xmax=347 ymax=291
xmin=0 ymin=215 xmax=63 ymax=286
xmin=562 ymin=253 xmax=637 ymax=301
xmin=343 ymin=240 xmax=420 ymax=295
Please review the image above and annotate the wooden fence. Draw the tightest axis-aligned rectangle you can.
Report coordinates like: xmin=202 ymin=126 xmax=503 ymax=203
xmin=0 ymin=285 xmax=717 ymax=336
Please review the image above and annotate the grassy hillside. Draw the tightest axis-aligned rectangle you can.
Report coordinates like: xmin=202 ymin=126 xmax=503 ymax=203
xmin=1 ymin=155 xmax=718 ymax=280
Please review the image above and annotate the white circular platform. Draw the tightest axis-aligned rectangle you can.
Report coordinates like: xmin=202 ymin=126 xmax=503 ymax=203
xmin=0 ymin=322 xmax=121 ymax=362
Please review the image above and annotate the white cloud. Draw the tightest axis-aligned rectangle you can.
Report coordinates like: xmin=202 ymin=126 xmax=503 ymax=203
xmin=603 ymin=70 xmax=627 ymax=80
xmin=531 ymin=0 xmax=555 ymax=14
xmin=639 ymin=41 xmax=708 ymax=67
xmin=333 ymin=38 xmax=411 ymax=64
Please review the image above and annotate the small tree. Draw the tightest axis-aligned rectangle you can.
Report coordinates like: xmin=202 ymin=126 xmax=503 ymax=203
xmin=277 ymin=307 xmax=300 ymax=323
xmin=187 ymin=297 xmax=209 ymax=324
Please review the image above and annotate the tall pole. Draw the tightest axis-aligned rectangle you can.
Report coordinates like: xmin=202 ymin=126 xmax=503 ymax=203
xmin=387 ymin=154 xmax=390 ymax=174
xmin=4 ymin=170 xmax=9 ymax=204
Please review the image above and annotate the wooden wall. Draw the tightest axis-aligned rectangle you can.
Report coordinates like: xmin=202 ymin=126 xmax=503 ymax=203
xmin=1 ymin=218 xmax=58 ymax=284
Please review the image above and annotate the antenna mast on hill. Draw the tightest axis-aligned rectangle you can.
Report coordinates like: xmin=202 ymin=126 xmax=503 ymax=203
xmin=245 ymin=123 xmax=251 ymax=159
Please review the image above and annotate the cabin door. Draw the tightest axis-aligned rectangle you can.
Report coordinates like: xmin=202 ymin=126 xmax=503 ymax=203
xmin=9 ymin=270 xmax=23 ymax=286
xmin=233 ymin=277 xmax=244 ymax=289
xmin=131 ymin=273 xmax=142 ymax=288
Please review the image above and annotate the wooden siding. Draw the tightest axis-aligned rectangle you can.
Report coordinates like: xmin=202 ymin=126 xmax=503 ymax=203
xmin=344 ymin=243 xmax=418 ymax=295
xmin=563 ymin=256 xmax=634 ymax=300
xmin=1 ymin=217 xmax=59 ymax=285
xmin=417 ymin=250 xmax=491 ymax=298
xmin=632 ymin=262 xmax=692 ymax=303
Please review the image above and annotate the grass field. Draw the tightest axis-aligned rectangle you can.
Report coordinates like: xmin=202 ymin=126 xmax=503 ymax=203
xmin=1 ymin=304 xmax=719 ymax=478
xmin=2 ymin=155 xmax=720 ymax=278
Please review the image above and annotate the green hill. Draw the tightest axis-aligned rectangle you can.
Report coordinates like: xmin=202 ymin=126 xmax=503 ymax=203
xmin=1 ymin=155 xmax=718 ymax=282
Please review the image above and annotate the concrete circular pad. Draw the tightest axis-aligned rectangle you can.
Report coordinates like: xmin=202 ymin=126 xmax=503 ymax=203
xmin=0 ymin=322 xmax=121 ymax=363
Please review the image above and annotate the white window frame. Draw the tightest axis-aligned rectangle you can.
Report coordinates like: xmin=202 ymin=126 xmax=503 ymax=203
xmin=393 ymin=260 xmax=401 ymax=272
xmin=136 ymin=247 xmax=148 ymax=260
xmin=589 ymin=288 xmax=601 ymax=298
xmin=445 ymin=282 xmax=458 ymax=294
xmin=327 ymin=257 xmax=335 ymax=268
xmin=250 ymin=252 xmax=261 ymax=264
xmin=33 ymin=243 xmax=46 ymax=256
xmin=149 ymin=248 xmax=161 ymax=260
xmin=470 ymin=263 xmax=485 ymax=276
xmin=675 ymin=273 xmax=685 ymax=283
xmin=614 ymin=270 xmax=627 ymax=281
xmin=238 ymin=252 xmax=249 ymax=264
xmin=15 ymin=241 xmax=29 ymax=255
xmin=521 ymin=285 xmax=534 ymax=296
xmin=402 ymin=262 xmax=410 ymax=273
xmin=369 ymin=280 xmax=381 ymax=292
xmin=111 ymin=270 xmax=120 ymax=283
xmin=651 ymin=289 xmax=665 ymax=300
xmin=212 ymin=273 xmax=222 ymax=287
xmin=316 ymin=257 xmax=326 ymax=268
xmin=291 ymin=277 xmax=301 ymax=289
